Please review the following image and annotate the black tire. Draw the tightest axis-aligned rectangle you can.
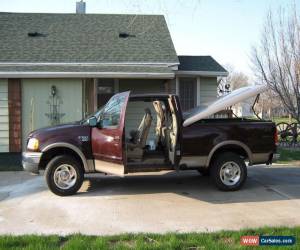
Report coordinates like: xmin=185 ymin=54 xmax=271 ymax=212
xmin=197 ymin=168 xmax=210 ymax=176
xmin=210 ymin=152 xmax=247 ymax=191
xmin=45 ymin=155 xmax=84 ymax=196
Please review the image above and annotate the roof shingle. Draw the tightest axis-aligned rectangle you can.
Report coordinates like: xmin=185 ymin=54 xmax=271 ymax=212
xmin=178 ymin=56 xmax=227 ymax=73
xmin=0 ymin=12 xmax=179 ymax=64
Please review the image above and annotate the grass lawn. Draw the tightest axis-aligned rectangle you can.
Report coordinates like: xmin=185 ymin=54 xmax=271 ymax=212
xmin=276 ymin=148 xmax=300 ymax=164
xmin=272 ymin=117 xmax=296 ymax=125
xmin=0 ymin=227 xmax=299 ymax=250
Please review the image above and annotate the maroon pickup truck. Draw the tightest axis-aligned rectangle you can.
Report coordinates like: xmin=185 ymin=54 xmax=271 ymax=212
xmin=23 ymin=86 xmax=277 ymax=196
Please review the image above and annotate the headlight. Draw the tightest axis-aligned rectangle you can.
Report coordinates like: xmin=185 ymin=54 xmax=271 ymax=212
xmin=27 ymin=138 xmax=39 ymax=151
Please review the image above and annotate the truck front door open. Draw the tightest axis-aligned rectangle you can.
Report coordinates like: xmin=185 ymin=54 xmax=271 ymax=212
xmin=91 ymin=91 xmax=130 ymax=176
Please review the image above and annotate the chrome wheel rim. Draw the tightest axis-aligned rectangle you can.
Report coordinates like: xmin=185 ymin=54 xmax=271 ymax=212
xmin=219 ymin=161 xmax=241 ymax=186
xmin=54 ymin=164 xmax=77 ymax=190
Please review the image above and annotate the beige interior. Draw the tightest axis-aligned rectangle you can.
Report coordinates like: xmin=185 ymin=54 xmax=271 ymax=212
xmin=126 ymin=108 xmax=153 ymax=159
xmin=152 ymin=101 xmax=166 ymax=145
xmin=167 ymin=97 xmax=178 ymax=164
xmin=125 ymin=98 xmax=178 ymax=165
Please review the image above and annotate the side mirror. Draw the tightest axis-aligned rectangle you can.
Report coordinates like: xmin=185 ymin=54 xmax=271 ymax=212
xmin=87 ymin=116 xmax=97 ymax=127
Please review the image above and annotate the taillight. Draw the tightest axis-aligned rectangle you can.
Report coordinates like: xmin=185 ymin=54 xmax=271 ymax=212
xmin=274 ymin=127 xmax=279 ymax=145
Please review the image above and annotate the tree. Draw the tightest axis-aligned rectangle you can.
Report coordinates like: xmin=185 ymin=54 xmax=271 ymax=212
xmin=251 ymin=6 xmax=300 ymax=122
xmin=229 ymin=71 xmax=249 ymax=90
xmin=256 ymin=90 xmax=287 ymax=119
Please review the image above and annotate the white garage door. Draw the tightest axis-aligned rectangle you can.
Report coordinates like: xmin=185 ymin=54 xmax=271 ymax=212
xmin=22 ymin=79 xmax=83 ymax=149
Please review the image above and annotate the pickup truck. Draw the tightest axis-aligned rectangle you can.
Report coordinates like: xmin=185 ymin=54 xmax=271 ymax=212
xmin=23 ymin=85 xmax=277 ymax=196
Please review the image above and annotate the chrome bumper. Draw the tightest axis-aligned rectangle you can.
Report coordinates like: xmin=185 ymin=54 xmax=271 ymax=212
xmin=22 ymin=152 xmax=42 ymax=173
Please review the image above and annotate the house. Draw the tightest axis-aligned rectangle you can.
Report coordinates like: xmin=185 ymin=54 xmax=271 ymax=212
xmin=232 ymin=100 xmax=255 ymax=117
xmin=0 ymin=10 xmax=227 ymax=160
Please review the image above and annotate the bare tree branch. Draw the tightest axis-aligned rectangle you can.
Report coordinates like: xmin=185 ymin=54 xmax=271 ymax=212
xmin=251 ymin=4 xmax=300 ymax=122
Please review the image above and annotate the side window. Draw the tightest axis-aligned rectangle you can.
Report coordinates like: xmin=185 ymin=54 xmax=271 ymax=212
xmin=100 ymin=95 xmax=125 ymax=128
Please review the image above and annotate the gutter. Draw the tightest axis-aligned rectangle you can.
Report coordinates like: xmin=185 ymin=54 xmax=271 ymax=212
xmin=0 ymin=62 xmax=180 ymax=67
xmin=176 ymin=70 xmax=228 ymax=77
xmin=0 ymin=71 xmax=175 ymax=79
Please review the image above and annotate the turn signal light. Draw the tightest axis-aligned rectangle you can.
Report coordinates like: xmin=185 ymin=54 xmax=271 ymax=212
xmin=27 ymin=138 xmax=39 ymax=151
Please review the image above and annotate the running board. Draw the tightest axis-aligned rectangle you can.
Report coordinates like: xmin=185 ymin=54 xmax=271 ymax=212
xmin=126 ymin=163 xmax=173 ymax=173
xmin=95 ymin=160 xmax=125 ymax=176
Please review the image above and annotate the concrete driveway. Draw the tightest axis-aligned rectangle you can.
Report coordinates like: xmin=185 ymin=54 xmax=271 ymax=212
xmin=1 ymin=164 xmax=300 ymax=235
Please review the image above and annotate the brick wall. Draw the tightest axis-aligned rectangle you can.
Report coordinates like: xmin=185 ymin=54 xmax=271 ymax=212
xmin=8 ymin=79 xmax=22 ymax=152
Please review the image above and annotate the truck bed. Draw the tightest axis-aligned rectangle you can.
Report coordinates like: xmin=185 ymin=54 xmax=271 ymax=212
xmin=181 ymin=118 xmax=276 ymax=166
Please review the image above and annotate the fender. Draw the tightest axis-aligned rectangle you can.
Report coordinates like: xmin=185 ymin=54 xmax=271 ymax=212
xmin=42 ymin=142 xmax=95 ymax=172
xmin=206 ymin=140 xmax=253 ymax=167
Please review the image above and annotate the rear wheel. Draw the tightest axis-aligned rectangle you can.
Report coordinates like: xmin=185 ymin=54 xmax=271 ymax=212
xmin=45 ymin=155 xmax=84 ymax=196
xmin=210 ymin=152 xmax=247 ymax=191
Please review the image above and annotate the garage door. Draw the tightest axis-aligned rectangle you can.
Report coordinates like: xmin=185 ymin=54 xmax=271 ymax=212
xmin=22 ymin=79 xmax=83 ymax=149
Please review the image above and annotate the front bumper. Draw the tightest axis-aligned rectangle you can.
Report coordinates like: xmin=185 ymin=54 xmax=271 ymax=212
xmin=22 ymin=152 xmax=42 ymax=173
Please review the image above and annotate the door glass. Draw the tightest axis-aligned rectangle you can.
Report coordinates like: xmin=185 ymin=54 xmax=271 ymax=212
xmin=100 ymin=94 xmax=126 ymax=128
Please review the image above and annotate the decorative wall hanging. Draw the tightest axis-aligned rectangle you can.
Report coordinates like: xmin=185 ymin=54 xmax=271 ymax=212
xmin=45 ymin=85 xmax=65 ymax=125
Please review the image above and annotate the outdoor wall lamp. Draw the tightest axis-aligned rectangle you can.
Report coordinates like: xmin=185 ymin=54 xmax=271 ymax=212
xmin=51 ymin=85 xmax=57 ymax=97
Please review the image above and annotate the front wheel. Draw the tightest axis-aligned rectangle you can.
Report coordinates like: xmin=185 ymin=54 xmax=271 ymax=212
xmin=45 ymin=155 xmax=84 ymax=196
xmin=210 ymin=152 xmax=247 ymax=191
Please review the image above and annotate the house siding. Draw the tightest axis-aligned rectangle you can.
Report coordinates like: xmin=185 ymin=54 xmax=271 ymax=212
xmin=21 ymin=79 xmax=83 ymax=149
xmin=199 ymin=77 xmax=218 ymax=107
xmin=119 ymin=79 xmax=165 ymax=94
xmin=0 ymin=79 xmax=9 ymax=152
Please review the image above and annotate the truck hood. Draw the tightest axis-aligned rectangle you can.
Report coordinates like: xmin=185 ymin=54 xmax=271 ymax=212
xmin=28 ymin=122 xmax=81 ymax=138
xmin=183 ymin=84 xmax=268 ymax=127
xmin=26 ymin=121 xmax=92 ymax=156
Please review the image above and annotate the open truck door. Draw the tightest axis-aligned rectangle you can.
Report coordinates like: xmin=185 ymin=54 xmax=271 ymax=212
xmin=91 ymin=91 xmax=130 ymax=176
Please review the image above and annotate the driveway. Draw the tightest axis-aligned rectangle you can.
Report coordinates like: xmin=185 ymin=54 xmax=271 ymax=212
xmin=1 ymin=164 xmax=300 ymax=235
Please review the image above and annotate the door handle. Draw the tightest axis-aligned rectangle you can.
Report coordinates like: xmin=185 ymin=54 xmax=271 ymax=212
xmin=113 ymin=136 xmax=120 ymax=142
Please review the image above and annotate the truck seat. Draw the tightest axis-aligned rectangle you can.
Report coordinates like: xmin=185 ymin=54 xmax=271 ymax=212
xmin=153 ymin=101 xmax=166 ymax=145
xmin=127 ymin=108 xmax=153 ymax=158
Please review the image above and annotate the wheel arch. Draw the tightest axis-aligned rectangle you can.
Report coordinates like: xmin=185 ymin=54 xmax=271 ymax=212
xmin=39 ymin=143 xmax=93 ymax=172
xmin=206 ymin=140 xmax=252 ymax=167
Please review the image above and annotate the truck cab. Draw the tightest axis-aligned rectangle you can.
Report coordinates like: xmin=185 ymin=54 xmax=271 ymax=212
xmin=23 ymin=85 xmax=277 ymax=196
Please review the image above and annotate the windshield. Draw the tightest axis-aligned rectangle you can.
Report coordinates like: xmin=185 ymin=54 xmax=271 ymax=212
xmin=80 ymin=107 xmax=104 ymax=125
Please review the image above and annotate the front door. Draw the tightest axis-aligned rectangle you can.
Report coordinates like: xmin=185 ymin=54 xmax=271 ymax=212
xmin=91 ymin=91 xmax=130 ymax=176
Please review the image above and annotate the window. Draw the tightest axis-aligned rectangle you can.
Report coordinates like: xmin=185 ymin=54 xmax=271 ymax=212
xmin=100 ymin=94 xmax=125 ymax=128
xmin=179 ymin=78 xmax=197 ymax=111
xmin=97 ymin=79 xmax=115 ymax=109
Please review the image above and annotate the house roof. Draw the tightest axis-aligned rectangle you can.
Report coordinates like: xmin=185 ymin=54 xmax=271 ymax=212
xmin=177 ymin=56 xmax=228 ymax=76
xmin=0 ymin=65 xmax=174 ymax=78
xmin=0 ymin=12 xmax=179 ymax=65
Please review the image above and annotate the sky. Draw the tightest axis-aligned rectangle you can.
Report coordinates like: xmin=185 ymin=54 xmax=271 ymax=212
xmin=0 ymin=0 xmax=298 ymax=75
